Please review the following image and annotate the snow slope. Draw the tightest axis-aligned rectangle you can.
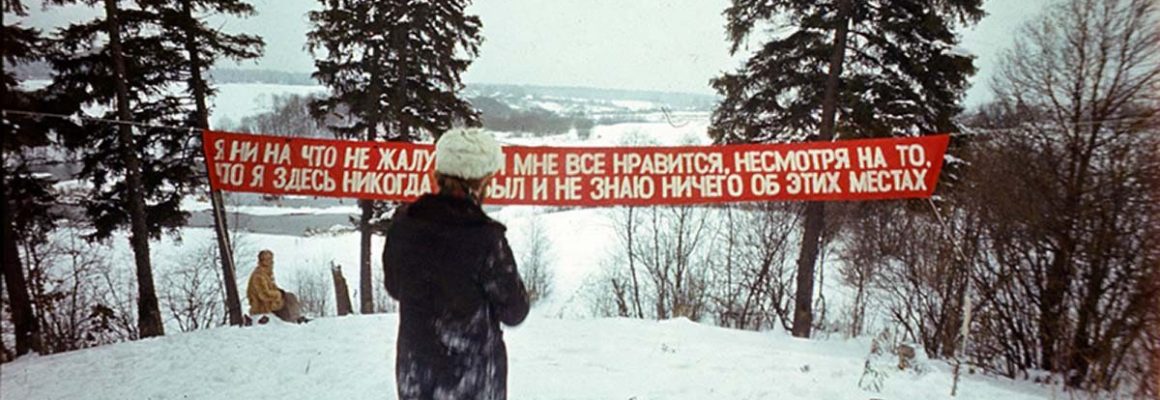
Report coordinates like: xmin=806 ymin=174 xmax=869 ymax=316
xmin=0 ymin=314 xmax=1052 ymax=400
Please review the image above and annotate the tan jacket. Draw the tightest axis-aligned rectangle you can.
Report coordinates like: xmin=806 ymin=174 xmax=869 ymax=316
xmin=247 ymin=265 xmax=284 ymax=314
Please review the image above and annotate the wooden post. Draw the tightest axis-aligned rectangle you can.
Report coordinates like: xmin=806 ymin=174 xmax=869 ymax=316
xmin=332 ymin=263 xmax=353 ymax=316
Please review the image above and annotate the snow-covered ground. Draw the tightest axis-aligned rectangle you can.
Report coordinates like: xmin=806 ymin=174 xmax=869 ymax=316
xmin=181 ymin=196 xmax=360 ymax=216
xmin=0 ymin=314 xmax=1053 ymax=400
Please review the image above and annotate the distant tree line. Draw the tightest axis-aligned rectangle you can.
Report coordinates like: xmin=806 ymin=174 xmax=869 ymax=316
xmin=467 ymin=83 xmax=717 ymax=111
xmin=228 ymin=94 xmax=335 ymax=138
xmin=224 ymin=93 xmax=599 ymax=140
xmin=470 ymin=96 xmax=595 ymax=138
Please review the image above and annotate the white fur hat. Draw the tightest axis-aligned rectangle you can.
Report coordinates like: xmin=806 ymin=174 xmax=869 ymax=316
xmin=434 ymin=128 xmax=504 ymax=180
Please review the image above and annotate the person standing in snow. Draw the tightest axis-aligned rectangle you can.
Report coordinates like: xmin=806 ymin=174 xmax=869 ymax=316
xmin=247 ymin=250 xmax=307 ymax=324
xmin=384 ymin=128 xmax=530 ymax=400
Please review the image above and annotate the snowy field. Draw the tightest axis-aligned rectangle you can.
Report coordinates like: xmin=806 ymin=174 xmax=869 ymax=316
xmin=212 ymin=83 xmax=327 ymax=126
xmin=0 ymin=314 xmax=1054 ymax=400
xmin=0 ymin=83 xmax=1063 ymax=399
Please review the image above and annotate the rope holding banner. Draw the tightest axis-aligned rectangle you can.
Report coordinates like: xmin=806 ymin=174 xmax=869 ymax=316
xmin=2 ymin=109 xmax=204 ymax=131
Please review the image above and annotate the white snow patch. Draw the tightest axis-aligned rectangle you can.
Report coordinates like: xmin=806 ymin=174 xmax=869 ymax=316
xmin=0 ymin=314 xmax=1054 ymax=400
xmin=528 ymin=100 xmax=566 ymax=113
xmin=609 ymin=99 xmax=658 ymax=111
xmin=211 ymin=83 xmax=327 ymax=128
xmin=180 ymin=197 xmax=359 ymax=216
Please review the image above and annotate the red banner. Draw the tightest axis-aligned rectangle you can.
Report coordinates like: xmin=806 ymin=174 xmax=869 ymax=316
xmin=202 ymin=130 xmax=949 ymax=206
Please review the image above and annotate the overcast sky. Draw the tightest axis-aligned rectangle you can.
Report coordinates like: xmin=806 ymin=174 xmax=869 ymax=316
xmin=19 ymin=0 xmax=1053 ymax=105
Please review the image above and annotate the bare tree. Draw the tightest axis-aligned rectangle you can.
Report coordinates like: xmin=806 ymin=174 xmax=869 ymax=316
xmin=602 ymin=203 xmax=802 ymax=328
xmin=605 ymin=205 xmax=713 ymax=321
xmin=710 ymin=203 xmax=798 ymax=331
xmin=979 ymin=0 xmax=1160 ymax=390
xmin=22 ymin=227 xmax=136 ymax=353
xmin=371 ymin=261 xmax=396 ymax=314
xmin=838 ymin=217 xmax=877 ymax=338
xmin=519 ymin=213 xmax=554 ymax=305
xmin=708 ymin=206 xmax=744 ymax=327
xmin=590 ymin=257 xmax=638 ymax=319
xmin=603 ymin=132 xmax=658 ymax=319
xmin=840 ymin=201 xmax=979 ymax=359
xmin=233 ymin=94 xmax=336 ymax=138
xmin=610 ymin=206 xmax=644 ymax=318
xmin=293 ymin=268 xmax=330 ymax=318
xmin=162 ymin=239 xmax=225 ymax=332
xmin=645 ymin=206 xmax=711 ymax=320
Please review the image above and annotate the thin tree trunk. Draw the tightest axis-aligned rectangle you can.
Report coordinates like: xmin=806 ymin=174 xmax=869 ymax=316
xmin=1039 ymin=114 xmax=1091 ymax=372
xmin=792 ymin=207 xmax=823 ymax=337
xmin=1040 ymin=236 xmax=1073 ymax=371
xmin=104 ymin=0 xmax=164 ymax=338
xmin=0 ymin=27 xmax=41 ymax=354
xmin=1067 ymin=260 xmax=1108 ymax=387
xmin=358 ymin=198 xmax=373 ymax=313
xmin=651 ymin=207 xmax=666 ymax=319
xmin=791 ymin=0 xmax=851 ymax=338
xmin=179 ymin=0 xmax=243 ymax=326
xmin=357 ymin=42 xmax=390 ymax=315
xmin=626 ymin=206 xmax=643 ymax=318
xmin=1 ymin=197 xmax=41 ymax=355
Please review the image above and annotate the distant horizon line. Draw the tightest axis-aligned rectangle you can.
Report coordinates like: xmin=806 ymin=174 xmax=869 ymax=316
xmin=12 ymin=62 xmax=722 ymax=99
xmin=209 ymin=67 xmax=722 ymax=99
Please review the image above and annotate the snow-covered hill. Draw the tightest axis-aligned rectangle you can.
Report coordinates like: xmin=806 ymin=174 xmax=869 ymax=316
xmin=207 ymin=82 xmax=715 ymax=129
xmin=0 ymin=314 xmax=1052 ymax=400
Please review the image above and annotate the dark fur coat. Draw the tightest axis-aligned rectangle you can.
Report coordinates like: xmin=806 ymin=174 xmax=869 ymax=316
xmin=384 ymin=194 xmax=530 ymax=400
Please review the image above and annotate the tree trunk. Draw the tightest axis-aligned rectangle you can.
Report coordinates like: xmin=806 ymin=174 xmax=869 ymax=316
xmin=1040 ymin=123 xmax=1091 ymax=373
xmin=1067 ymin=257 xmax=1108 ymax=387
xmin=626 ymin=206 xmax=643 ymax=318
xmin=357 ymin=41 xmax=386 ymax=315
xmin=104 ymin=0 xmax=164 ymax=338
xmin=792 ymin=202 xmax=824 ymax=337
xmin=1039 ymin=230 xmax=1074 ymax=372
xmin=179 ymin=0 xmax=243 ymax=327
xmin=1 ymin=197 xmax=41 ymax=356
xmin=791 ymin=0 xmax=851 ymax=338
xmin=0 ymin=27 xmax=41 ymax=354
xmin=358 ymin=198 xmax=374 ymax=313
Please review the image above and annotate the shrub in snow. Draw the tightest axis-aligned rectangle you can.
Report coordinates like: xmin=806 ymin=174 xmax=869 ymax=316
xmin=519 ymin=214 xmax=554 ymax=305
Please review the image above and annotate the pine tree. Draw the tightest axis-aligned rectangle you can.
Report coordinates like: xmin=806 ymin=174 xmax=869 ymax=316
xmin=307 ymin=0 xmax=483 ymax=313
xmin=45 ymin=0 xmax=203 ymax=338
xmin=143 ymin=0 xmax=264 ymax=327
xmin=2 ymin=0 xmax=62 ymax=356
xmin=712 ymin=0 xmax=982 ymax=337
